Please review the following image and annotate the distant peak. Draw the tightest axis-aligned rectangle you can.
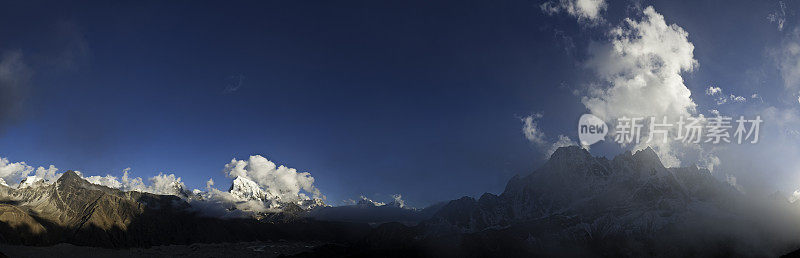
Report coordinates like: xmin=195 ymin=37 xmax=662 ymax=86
xmin=229 ymin=176 xmax=266 ymax=202
xmin=58 ymin=170 xmax=82 ymax=181
xmin=356 ymin=196 xmax=385 ymax=207
xmin=478 ymin=193 xmax=499 ymax=204
xmin=632 ymin=147 xmax=661 ymax=163
xmin=549 ymin=145 xmax=590 ymax=160
xmin=454 ymin=196 xmax=476 ymax=203
xmin=56 ymin=170 xmax=91 ymax=188
xmin=231 ymin=176 xmax=257 ymax=185
xmin=18 ymin=176 xmax=45 ymax=188
xmin=638 ymin=146 xmax=657 ymax=155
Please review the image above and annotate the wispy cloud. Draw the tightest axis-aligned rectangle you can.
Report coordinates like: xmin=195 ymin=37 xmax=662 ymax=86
xmin=706 ymin=86 xmax=722 ymax=96
xmin=767 ymin=1 xmax=787 ymax=31
xmin=541 ymin=0 xmax=607 ymax=26
xmin=730 ymin=94 xmax=747 ymax=103
xmin=223 ymin=74 xmax=245 ymax=94
xmin=772 ymin=28 xmax=800 ymax=93
xmin=0 ymin=50 xmax=31 ymax=134
xmin=48 ymin=20 xmax=90 ymax=71
xmin=521 ymin=113 xmax=579 ymax=158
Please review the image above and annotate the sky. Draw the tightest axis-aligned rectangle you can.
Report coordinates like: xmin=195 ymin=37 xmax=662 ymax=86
xmin=0 ymin=0 xmax=799 ymax=207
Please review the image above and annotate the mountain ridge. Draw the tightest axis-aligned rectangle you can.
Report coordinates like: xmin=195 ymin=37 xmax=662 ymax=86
xmin=2 ymin=146 xmax=799 ymax=257
xmin=424 ymin=146 xmax=721 ymax=234
xmin=0 ymin=170 xmax=370 ymax=248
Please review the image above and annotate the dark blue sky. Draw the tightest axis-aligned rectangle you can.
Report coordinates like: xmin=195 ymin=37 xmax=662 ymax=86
xmin=0 ymin=0 xmax=796 ymax=206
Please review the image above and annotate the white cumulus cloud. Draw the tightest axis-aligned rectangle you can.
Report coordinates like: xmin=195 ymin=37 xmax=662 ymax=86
xmin=147 ymin=173 xmax=187 ymax=196
xmin=81 ymin=167 xmax=187 ymax=196
xmin=0 ymin=157 xmax=35 ymax=186
xmin=0 ymin=157 xmax=62 ymax=188
xmin=580 ymin=6 xmax=704 ymax=167
xmin=84 ymin=174 xmax=122 ymax=189
xmin=583 ymin=6 xmax=697 ymax=121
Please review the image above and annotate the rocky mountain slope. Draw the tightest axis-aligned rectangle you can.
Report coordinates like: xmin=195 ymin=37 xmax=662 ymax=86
xmin=405 ymin=146 xmax=798 ymax=257
xmin=423 ymin=146 xmax=725 ymax=233
xmin=0 ymin=171 xmax=369 ymax=248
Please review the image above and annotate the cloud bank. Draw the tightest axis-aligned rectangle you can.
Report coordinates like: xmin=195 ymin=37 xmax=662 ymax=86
xmin=0 ymin=157 xmax=62 ymax=188
xmin=577 ymin=6 xmax=708 ymax=167
xmin=583 ymin=6 xmax=697 ymax=122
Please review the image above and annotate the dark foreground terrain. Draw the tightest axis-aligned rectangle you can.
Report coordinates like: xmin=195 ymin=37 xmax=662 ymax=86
xmin=0 ymin=241 xmax=322 ymax=258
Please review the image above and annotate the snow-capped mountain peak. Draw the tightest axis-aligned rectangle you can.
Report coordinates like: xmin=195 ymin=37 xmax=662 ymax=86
xmin=228 ymin=176 xmax=267 ymax=202
xmin=18 ymin=176 xmax=46 ymax=189
xmin=356 ymin=196 xmax=385 ymax=207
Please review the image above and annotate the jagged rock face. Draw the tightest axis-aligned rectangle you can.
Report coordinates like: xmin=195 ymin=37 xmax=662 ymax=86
xmin=0 ymin=171 xmax=197 ymax=247
xmin=424 ymin=146 xmax=737 ymax=235
xmin=0 ymin=171 xmax=180 ymax=245
xmin=4 ymin=171 xmax=172 ymax=229
xmin=50 ymin=172 xmax=143 ymax=227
